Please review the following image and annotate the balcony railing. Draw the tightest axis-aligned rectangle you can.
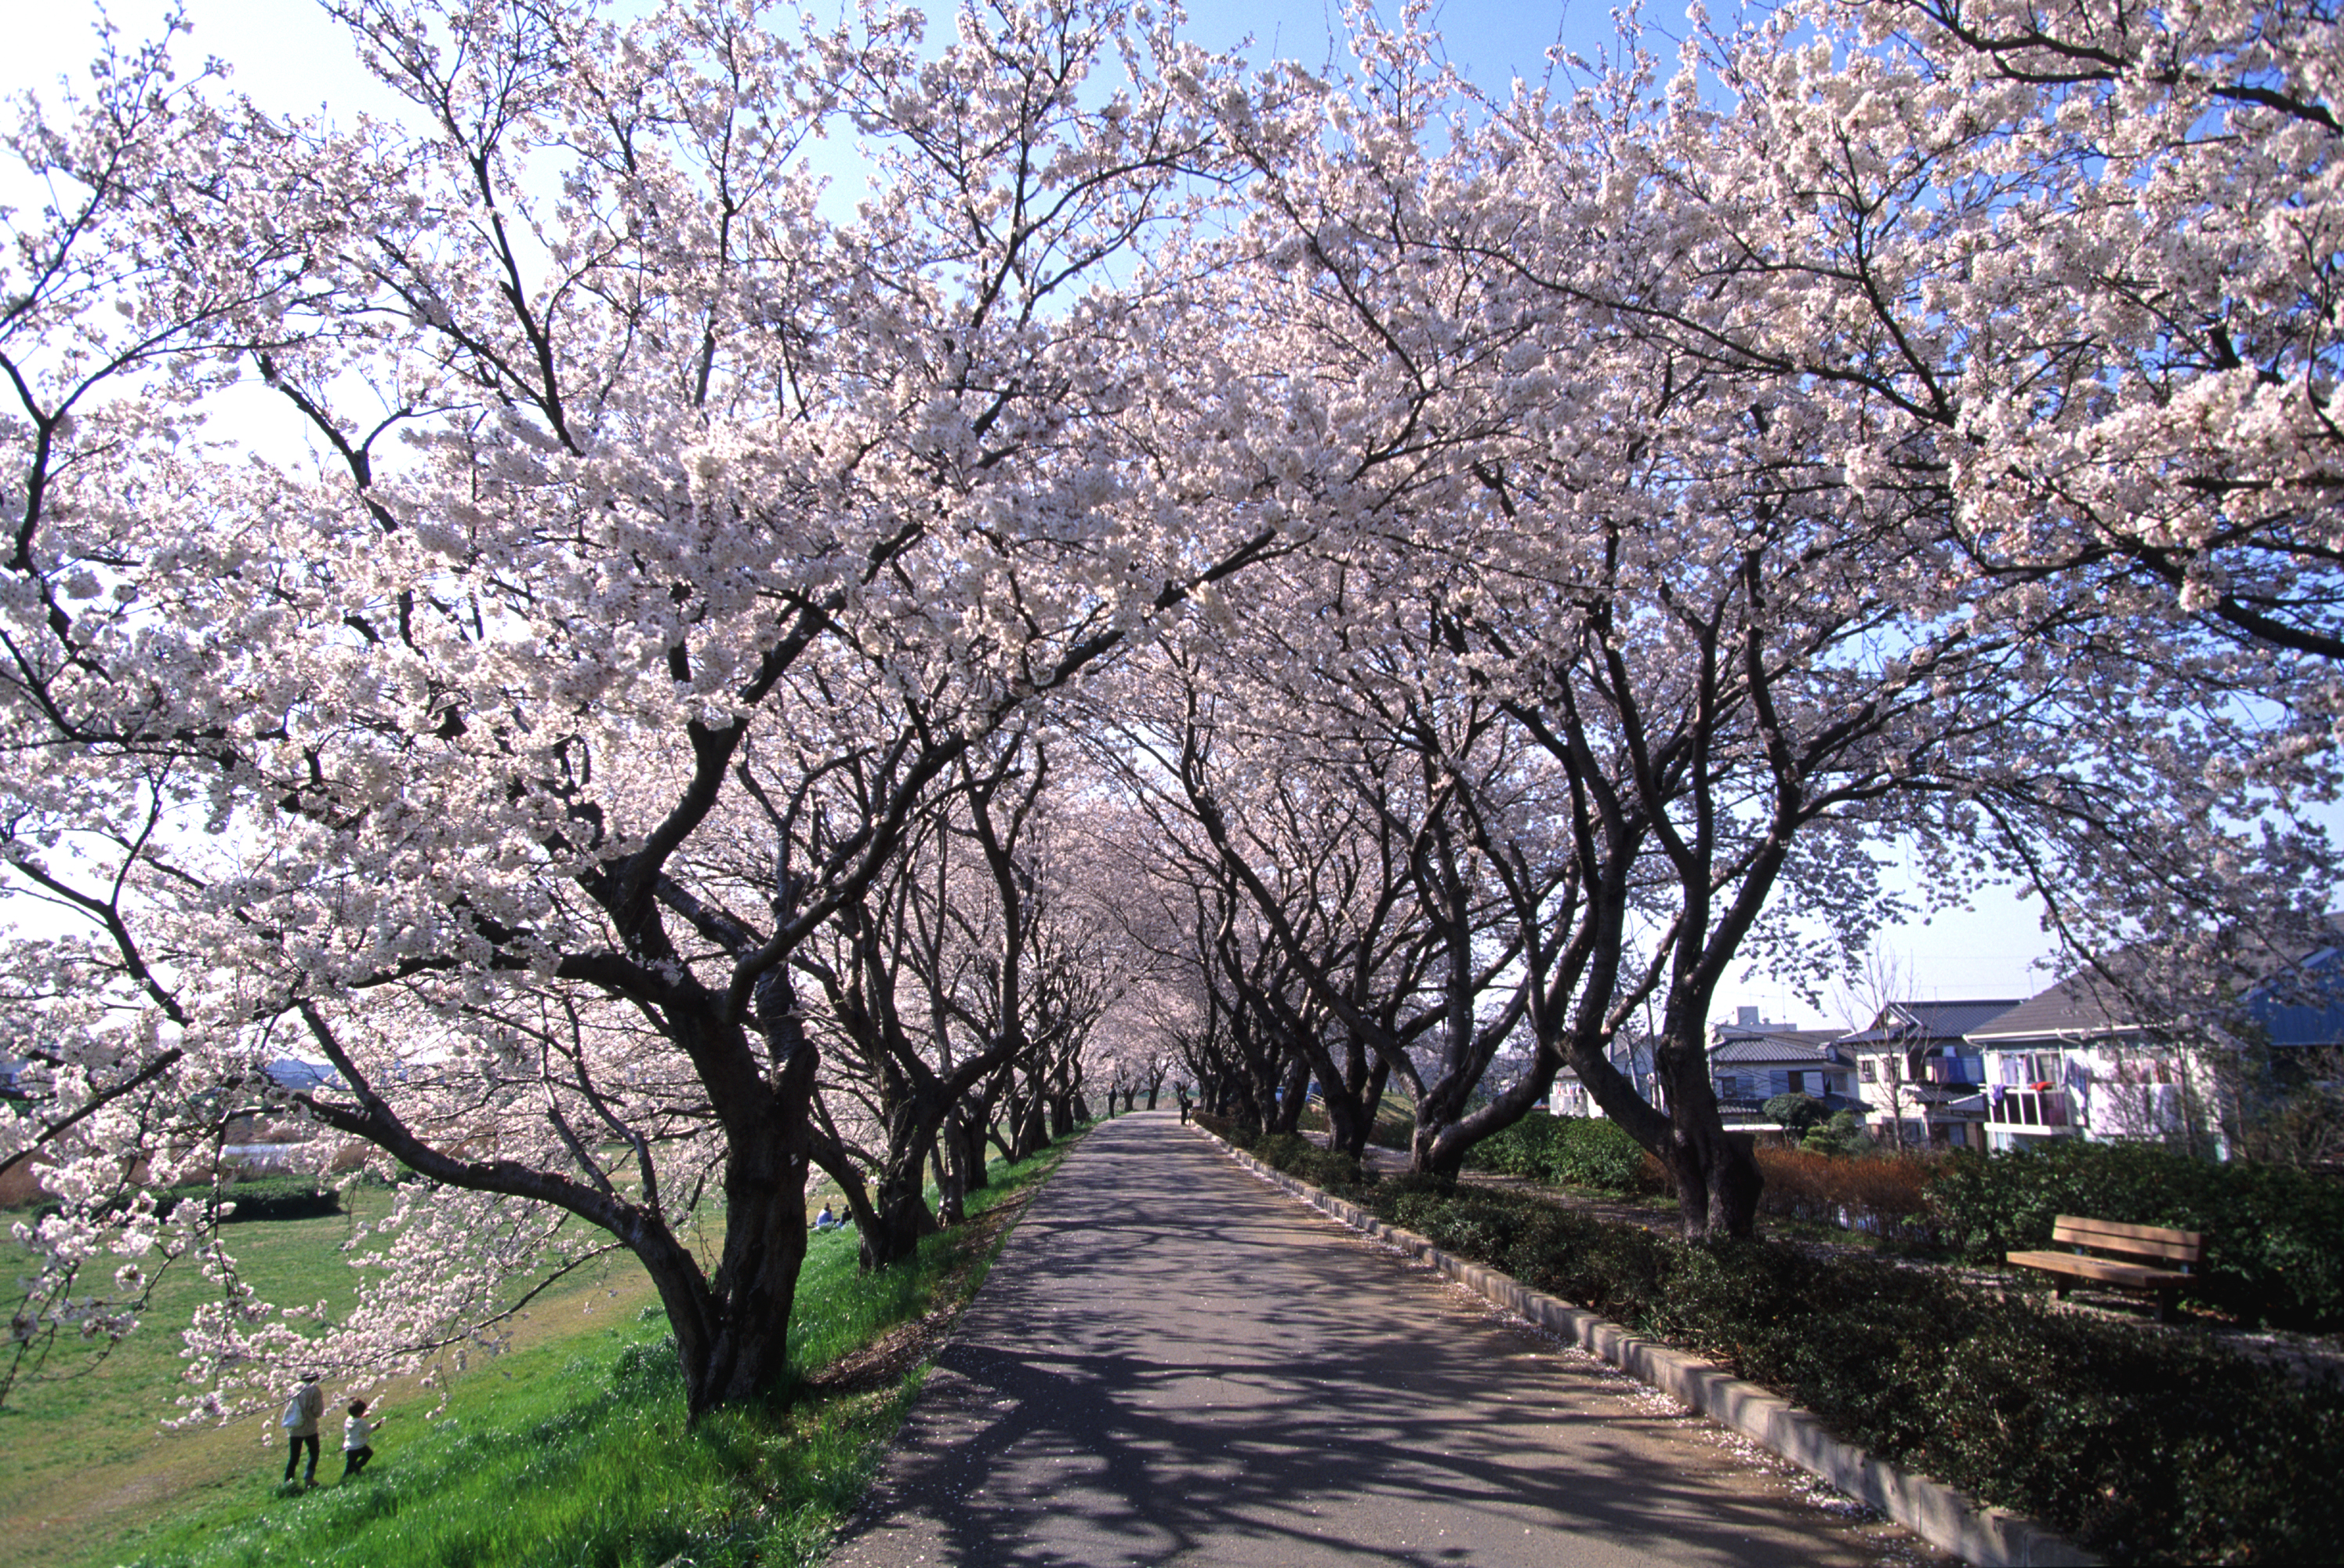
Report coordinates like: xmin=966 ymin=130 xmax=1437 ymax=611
xmin=1987 ymin=1088 xmax=2072 ymax=1129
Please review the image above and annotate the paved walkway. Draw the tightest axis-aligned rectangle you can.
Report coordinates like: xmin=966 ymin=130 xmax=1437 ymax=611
xmin=832 ymin=1112 xmax=1940 ymax=1567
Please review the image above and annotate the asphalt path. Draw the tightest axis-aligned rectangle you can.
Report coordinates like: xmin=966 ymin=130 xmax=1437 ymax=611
xmin=831 ymin=1111 xmax=1940 ymax=1567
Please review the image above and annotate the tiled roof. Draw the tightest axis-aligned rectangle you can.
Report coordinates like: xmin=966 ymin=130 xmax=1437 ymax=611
xmin=1838 ymin=999 xmax=2025 ymax=1045
xmin=1968 ymin=913 xmax=2344 ymax=1045
xmin=1965 ymin=976 xmax=2143 ymax=1043
xmin=1897 ymin=999 xmax=2026 ymax=1036
xmin=1711 ymin=1032 xmax=1849 ymax=1065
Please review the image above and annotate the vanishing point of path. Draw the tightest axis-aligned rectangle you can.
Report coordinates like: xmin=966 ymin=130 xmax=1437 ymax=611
xmin=833 ymin=1112 xmax=1944 ymax=1568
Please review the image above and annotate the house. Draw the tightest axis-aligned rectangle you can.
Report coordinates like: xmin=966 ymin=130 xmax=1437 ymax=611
xmin=1546 ymin=1011 xmax=1858 ymax=1126
xmin=1705 ymin=1010 xmax=1857 ymax=1126
xmin=1948 ymin=919 xmax=2344 ymax=1156
xmin=1832 ymin=1000 xmax=2016 ymax=1151
xmin=1548 ymin=1036 xmax=1659 ymax=1118
xmin=2247 ymin=942 xmax=2344 ymax=1061
xmin=1964 ymin=977 xmax=2220 ymax=1152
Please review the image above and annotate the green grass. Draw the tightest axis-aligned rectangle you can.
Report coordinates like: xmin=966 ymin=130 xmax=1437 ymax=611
xmin=11 ymin=1136 xmax=1076 ymax=1568
xmin=2 ymin=1188 xmax=418 ymax=1568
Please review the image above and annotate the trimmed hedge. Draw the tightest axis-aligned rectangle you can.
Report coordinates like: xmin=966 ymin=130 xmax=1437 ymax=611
xmin=1217 ymin=1122 xmax=2344 ymax=1565
xmin=1929 ymin=1140 xmax=2344 ymax=1330
xmin=28 ymin=1174 xmax=345 ymax=1225
xmin=162 ymin=1175 xmax=343 ymax=1223
xmin=1249 ymin=1131 xmax=1367 ymax=1195
xmin=1464 ymin=1110 xmax=1664 ymax=1194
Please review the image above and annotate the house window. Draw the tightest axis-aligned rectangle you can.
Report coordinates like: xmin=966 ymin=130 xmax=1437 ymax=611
xmin=1788 ymin=1070 xmax=1805 ymax=1093
xmin=1860 ymin=1061 xmax=1876 ymax=1083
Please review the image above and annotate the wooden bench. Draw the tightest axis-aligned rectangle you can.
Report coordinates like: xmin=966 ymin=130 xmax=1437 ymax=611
xmin=2006 ymin=1215 xmax=2204 ymax=1323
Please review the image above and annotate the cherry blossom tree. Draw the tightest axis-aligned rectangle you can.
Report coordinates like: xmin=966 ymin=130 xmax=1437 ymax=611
xmin=1198 ymin=0 xmax=2341 ymax=1232
xmin=9 ymin=0 xmax=2338 ymax=1406
xmin=801 ymin=724 xmax=1135 ymax=1260
xmin=2 ymin=0 xmax=1283 ymax=1418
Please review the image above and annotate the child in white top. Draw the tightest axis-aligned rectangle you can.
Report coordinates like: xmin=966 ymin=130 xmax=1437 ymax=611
xmin=339 ymin=1398 xmax=388 ymax=1479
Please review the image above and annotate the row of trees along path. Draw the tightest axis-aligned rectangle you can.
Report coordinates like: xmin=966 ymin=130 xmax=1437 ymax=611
xmin=833 ymin=1114 xmax=1947 ymax=1568
xmin=5 ymin=0 xmax=2340 ymax=1431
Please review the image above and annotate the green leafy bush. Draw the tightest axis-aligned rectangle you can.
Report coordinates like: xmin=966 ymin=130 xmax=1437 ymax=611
xmin=1800 ymin=1109 xmax=1874 ymax=1157
xmin=1548 ymin=1118 xmax=1664 ymax=1192
xmin=1928 ymin=1140 xmax=2344 ymax=1329
xmin=1215 ymin=1117 xmax=2344 ymax=1563
xmin=37 ymin=1174 xmax=346 ymax=1225
xmin=1762 ymin=1092 xmax=1828 ymax=1138
xmin=1464 ymin=1111 xmax=1662 ymax=1194
xmin=1465 ymin=1112 xmax=1562 ymax=1176
xmin=1249 ymin=1133 xmax=1366 ymax=1196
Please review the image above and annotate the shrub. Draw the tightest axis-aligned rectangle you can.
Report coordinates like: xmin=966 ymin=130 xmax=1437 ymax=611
xmin=1380 ymin=1176 xmax=2344 ymax=1563
xmin=30 ymin=1173 xmax=346 ymax=1225
xmin=1801 ymin=1109 xmax=1874 ymax=1157
xmin=1464 ymin=1111 xmax=1664 ymax=1195
xmin=1928 ymin=1140 xmax=2344 ymax=1329
xmin=1548 ymin=1118 xmax=1665 ymax=1192
xmin=165 ymin=1175 xmax=343 ymax=1223
xmin=1467 ymin=1111 xmax=1562 ymax=1177
xmin=1762 ymin=1092 xmax=1829 ymax=1138
xmin=1250 ymin=1132 xmax=1367 ymax=1196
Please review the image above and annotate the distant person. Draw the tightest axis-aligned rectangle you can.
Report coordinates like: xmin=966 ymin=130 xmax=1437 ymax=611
xmin=1177 ymin=1086 xmax=1192 ymax=1125
xmin=340 ymin=1397 xmax=388 ymax=1479
xmin=279 ymin=1372 xmax=325 ymax=1486
xmin=814 ymin=1202 xmax=840 ymax=1231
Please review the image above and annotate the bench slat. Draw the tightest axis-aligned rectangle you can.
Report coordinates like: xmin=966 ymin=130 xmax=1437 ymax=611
xmin=2050 ymin=1215 xmax=2203 ymax=1262
xmin=2053 ymin=1214 xmax=2204 ymax=1246
xmin=2006 ymin=1250 xmax=2191 ymax=1289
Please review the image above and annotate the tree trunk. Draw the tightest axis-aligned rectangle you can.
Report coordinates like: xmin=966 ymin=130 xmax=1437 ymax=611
xmin=932 ymin=1140 xmax=962 ymax=1227
xmin=950 ymin=1104 xmax=992 ymax=1193
xmin=862 ymin=1147 xmax=940 ymax=1267
xmin=1014 ymin=1088 xmax=1049 ymax=1159
xmin=1318 ymin=1079 xmax=1365 ymax=1156
xmin=1409 ymin=1070 xmax=1472 ymax=1180
xmin=1356 ymin=1055 xmax=1391 ymax=1153
xmin=681 ymin=1105 xmax=812 ymax=1419
xmin=1268 ymin=1051 xmax=1310 ymax=1134
xmin=1656 ymin=1036 xmax=1760 ymax=1238
xmin=1309 ymin=1034 xmax=1388 ymax=1159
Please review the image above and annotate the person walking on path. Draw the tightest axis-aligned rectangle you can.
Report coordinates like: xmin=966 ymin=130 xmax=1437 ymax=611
xmin=339 ymin=1398 xmax=388 ymax=1480
xmin=1175 ymin=1084 xmax=1192 ymax=1124
xmin=278 ymin=1373 xmax=325 ymax=1487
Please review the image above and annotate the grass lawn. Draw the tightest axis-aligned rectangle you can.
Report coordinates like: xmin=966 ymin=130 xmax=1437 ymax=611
xmin=3 ymin=1134 xmax=1076 ymax=1568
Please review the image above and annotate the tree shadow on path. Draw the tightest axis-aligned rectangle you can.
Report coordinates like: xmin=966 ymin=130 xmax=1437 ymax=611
xmin=833 ymin=1114 xmax=1918 ymax=1568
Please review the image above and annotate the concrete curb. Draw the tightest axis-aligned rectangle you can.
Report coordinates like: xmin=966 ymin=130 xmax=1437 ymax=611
xmin=1194 ymin=1127 xmax=2099 ymax=1568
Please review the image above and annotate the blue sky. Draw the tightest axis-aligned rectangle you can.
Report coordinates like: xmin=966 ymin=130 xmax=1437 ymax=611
xmin=5 ymin=2 xmax=1627 ymax=115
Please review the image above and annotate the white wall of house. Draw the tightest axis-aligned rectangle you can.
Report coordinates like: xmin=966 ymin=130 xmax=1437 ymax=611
xmin=1977 ymin=1040 xmax=2216 ymax=1152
